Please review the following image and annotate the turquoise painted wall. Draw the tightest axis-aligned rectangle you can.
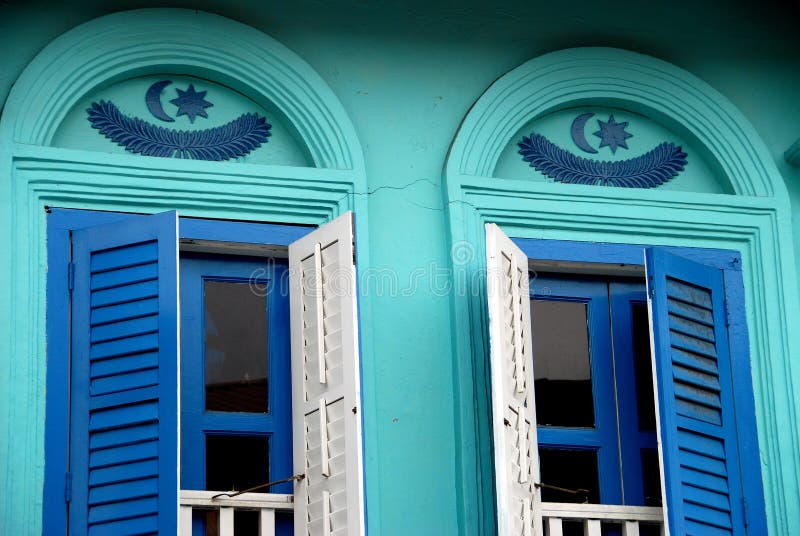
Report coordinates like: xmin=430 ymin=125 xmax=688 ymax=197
xmin=1 ymin=2 xmax=799 ymax=534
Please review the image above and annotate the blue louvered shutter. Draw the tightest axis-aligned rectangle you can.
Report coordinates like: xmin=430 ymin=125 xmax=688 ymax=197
xmin=645 ymin=249 xmax=745 ymax=536
xmin=69 ymin=212 xmax=179 ymax=535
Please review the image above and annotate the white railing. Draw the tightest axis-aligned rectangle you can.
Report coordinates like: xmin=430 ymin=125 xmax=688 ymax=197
xmin=541 ymin=502 xmax=664 ymax=536
xmin=179 ymin=490 xmax=294 ymax=536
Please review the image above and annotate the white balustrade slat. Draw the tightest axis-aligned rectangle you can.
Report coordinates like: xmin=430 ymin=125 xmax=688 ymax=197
xmin=538 ymin=502 xmax=662 ymax=536
xmin=180 ymin=506 xmax=193 ymax=535
xmin=584 ymin=519 xmax=601 ymax=536
xmin=219 ymin=506 xmax=235 ymax=536
xmin=622 ymin=520 xmax=640 ymax=536
xmin=179 ymin=490 xmax=294 ymax=535
xmin=259 ymin=508 xmax=276 ymax=536
xmin=546 ymin=517 xmax=563 ymax=536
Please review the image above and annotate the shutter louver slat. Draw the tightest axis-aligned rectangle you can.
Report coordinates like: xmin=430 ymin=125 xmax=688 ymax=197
xmin=646 ymin=249 xmax=745 ymax=536
xmin=70 ymin=212 xmax=179 ymax=535
xmin=486 ymin=224 xmax=541 ymax=536
xmin=290 ymin=212 xmax=364 ymax=536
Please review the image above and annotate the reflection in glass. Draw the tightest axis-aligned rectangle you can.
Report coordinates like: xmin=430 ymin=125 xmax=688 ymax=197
xmin=631 ymin=303 xmax=657 ymax=431
xmin=539 ymin=448 xmax=600 ymax=504
xmin=205 ymin=281 xmax=268 ymax=413
xmin=531 ymin=299 xmax=595 ymax=427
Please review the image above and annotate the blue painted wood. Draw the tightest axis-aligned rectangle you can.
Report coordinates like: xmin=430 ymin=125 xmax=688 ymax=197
xmin=43 ymin=211 xmax=75 ymax=535
xmin=646 ymin=248 xmax=745 ymax=535
xmin=46 ymin=209 xmax=307 ymax=534
xmin=179 ymin=254 xmax=293 ymax=497
xmin=608 ymin=282 xmax=658 ymax=506
xmin=69 ymin=211 xmax=179 ymax=535
xmin=722 ymin=266 xmax=769 ymax=535
xmin=515 ymin=238 xmax=741 ymax=271
xmin=529 ymin=276 xmax=622 ymax=504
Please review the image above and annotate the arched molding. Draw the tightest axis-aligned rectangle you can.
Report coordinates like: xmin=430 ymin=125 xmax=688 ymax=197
xmin=446 ymin=47 xmax=784 ymax=198
xmin=0 ymin=8 xmax=364 ymax=173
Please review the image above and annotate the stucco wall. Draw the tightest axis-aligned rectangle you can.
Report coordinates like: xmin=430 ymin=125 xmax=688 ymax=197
xmin=1 ymin=1 xmax=798 ymax=534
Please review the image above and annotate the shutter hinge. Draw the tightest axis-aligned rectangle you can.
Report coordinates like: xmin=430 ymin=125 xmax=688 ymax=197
xmin=65 ymin=472 xmax=72 ymax=503
xmin=67 ymin=262 xmax=75 ymax=291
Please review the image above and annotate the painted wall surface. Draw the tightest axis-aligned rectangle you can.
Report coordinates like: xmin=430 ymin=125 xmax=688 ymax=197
xmin=1 ymin=1 xmax=799 ymax=534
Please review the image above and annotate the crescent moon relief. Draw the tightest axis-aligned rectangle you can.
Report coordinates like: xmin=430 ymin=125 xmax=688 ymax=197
xmin=571 ymin=112 xmax=598 ymax=154
xmin=145 ymin=80 xmax=175 ymax=123
xmin=518 ymin=113 xmax=687 ymax=188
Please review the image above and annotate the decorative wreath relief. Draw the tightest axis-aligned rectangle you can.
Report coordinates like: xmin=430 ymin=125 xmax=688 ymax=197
xmin=87 ymin=80 xmax=272 ymax=161
xmin=518 ymin=113 xmax=688 ymax=188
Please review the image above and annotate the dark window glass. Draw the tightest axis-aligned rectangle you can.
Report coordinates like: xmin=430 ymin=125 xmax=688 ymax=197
xmin=641 ymin=449 xmax=663 ymax=507
xmin=205 ymin=281 xmax=268 ymax=413
xmin=206 ymin=435 xmax=269 ymax=492
xmin=631 ymin=303 xmax=657 ymax=431
xmin=538 ymin=448 xmax=600 ymax=504
xmin=531 ymin=299 xmax=595 ymax=427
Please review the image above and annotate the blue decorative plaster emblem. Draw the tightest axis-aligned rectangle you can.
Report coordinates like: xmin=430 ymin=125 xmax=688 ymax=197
xmin=88 ymin=81 xmax=271 ymax=161
xmin=518 ymin=134 xmax=687 ymax=188
xmin=170 ymin=84 xmax=213 ymax=123
xmin=145 ymin=80 xmax=175 ymax=123
xmin=519 ymin=113 xmax=687 ymax=188
xmin=88 ymin=101 xmax=271 ymax=161
xmin=594 ymin=115 xmax=632 ymax=153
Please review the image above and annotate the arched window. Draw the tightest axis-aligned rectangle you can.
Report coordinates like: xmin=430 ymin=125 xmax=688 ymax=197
xmin=445 ymin=47 xmax=793 ymax=535
xmin=0 ymin=9 xmax=368 ymax=535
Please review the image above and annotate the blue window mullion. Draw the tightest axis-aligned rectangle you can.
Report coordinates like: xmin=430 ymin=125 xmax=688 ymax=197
xmin=180 ymin=254 xmax=292 ymax=495
xmin=530 ymin=276 xmax=622 ymax=504
xmin=608 ymin=282 xmax=658 ymax=506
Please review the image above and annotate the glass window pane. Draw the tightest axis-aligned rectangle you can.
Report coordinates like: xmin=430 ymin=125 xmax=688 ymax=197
xmin=632 ymin=303 xmax=657 ymax=431
xmin=205 ymin=281 xmax=268 ymax=413
xmin=206 ymin=435 xmax=269 ymax=492
xmin=641 ymin=449 xmax=663 ymax=507
xmin=538 ymin=448 xmax=600 ymax=504
xmin=531 ymin=299 xmax=595 ymax=427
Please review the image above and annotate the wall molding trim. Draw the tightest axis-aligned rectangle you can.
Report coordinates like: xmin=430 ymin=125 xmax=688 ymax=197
xmin=443 ymin=47 xmax=799 ymax=535
xmin=0 ymin=9 xmax=371 ymax=533
xmin=447 ymin=47 xmax=785 ymax=198
xmin=0 ymin=8 xmax=364 ymax=173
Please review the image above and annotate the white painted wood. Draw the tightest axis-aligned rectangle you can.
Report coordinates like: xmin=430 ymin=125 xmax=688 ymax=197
xmin=219 ymin=506 xmax=234 ymax=536
xmin=621 ymin=520 xmax=640 ymax=536
xmin=584 ymin=519 xmax=601 ymax=536
xmin=546 ymin=517 xmax=563 ymax=536
xmin=290 ymin=212 xmax=364 ymax=536
xmin=517 ymin=407 xmax=528 ymax=484
xmin=180 ymin=505 xmax=193 ymax=535
xmin=522 ymin=498 xmax=532 ymax=536
xmin=179 ymin=490 xmax=291 ymax=536
xmin=510 ymin=252 xmax=524 ymax=394
xmin=259 ymin=508 xmax=276 ymax=536
xmin=179 ymin=490 xmax=294 ymax=510
xmin=314 ymin=242 xmax=326 ymax=384
xmin=320 ymin=397 xmax=330 ymax=477
xmin=322 ymin=489 xmax=332 ymax=536
xmin=486 ymin=223 xmax=541 ymax=536
xmin=540 ymin=503 xmax=662 ymax=522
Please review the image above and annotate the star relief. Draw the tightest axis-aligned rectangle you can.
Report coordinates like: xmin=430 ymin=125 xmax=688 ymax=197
xmin=170 ymin=84 xmax=213 ymax=123
xmin=594 ymin=115 xmax=633 ymax=153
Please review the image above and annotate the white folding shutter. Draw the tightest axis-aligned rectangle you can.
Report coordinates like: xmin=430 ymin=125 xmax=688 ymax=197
xmin=289 ymin=212 xmax=364 ymax=536
xmin=486 ymin=223 xmax=541 ymax=536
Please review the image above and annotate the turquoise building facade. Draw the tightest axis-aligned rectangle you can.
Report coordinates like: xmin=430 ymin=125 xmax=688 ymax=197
xmin=0 ymin=2 xmax=799 ymax=534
